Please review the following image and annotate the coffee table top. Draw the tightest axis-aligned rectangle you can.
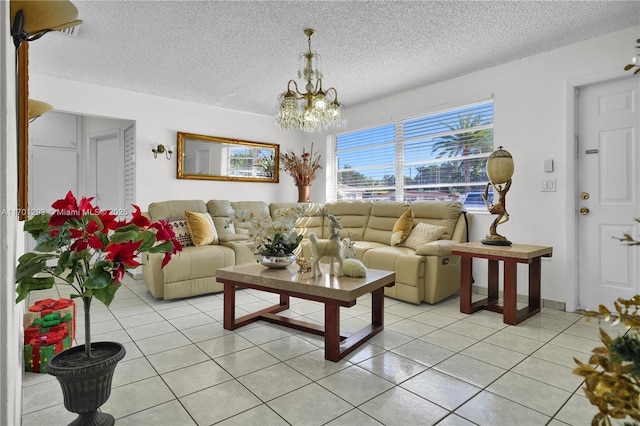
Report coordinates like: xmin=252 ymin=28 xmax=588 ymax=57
xmin=216 ymin=263 xmax=395 ymax=302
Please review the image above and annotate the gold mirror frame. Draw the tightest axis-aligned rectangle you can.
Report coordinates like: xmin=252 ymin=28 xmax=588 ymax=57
xmin=176 ymin=132 xmax=279 ymax=183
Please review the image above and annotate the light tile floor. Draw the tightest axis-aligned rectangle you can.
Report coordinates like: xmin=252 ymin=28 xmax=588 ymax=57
xmin=21 ymin=275 xmax=621 ymax=426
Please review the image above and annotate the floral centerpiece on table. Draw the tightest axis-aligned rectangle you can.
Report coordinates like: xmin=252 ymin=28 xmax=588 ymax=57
xmin=234 ymin=206 xmax=305 ymax=260
xmin=280 ymin=144 xmax=322 ymax=203
xmin=16 ymin=191 xmax=182 ymax=359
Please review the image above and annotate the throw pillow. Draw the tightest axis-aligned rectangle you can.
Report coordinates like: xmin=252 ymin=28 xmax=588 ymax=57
xmin=165 ymin=217 xmax=194 ymax=247
xmin=401 ymin=222 xmax=448 ymax=250
xmin=184 ymin=210 xmax=218 ymax=246
xmin=390 ymin=208 xmax=414 ymax=246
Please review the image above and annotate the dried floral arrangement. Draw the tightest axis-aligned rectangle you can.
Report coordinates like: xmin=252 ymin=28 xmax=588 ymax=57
xmin=573 ymin=219 xmax=640 ymax=425
xmin=279 ymin=143 xmax=322 ymax=186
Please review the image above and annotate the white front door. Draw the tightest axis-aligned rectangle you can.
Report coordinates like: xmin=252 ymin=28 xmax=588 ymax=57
xmin=577 ymin=77 xmax=640 ymax=310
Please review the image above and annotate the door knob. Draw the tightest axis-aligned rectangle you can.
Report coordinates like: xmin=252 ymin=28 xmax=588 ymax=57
xmin=580 ymin=207 xmax=590 ymax=215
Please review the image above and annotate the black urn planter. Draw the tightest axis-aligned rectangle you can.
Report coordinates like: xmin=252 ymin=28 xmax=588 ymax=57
xmin=47 ymin=342 xmax=126 ymax=426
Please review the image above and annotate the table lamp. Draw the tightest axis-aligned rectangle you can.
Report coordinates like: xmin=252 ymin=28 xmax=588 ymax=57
xmin=482 ymin=146 xmax=514 ymax=246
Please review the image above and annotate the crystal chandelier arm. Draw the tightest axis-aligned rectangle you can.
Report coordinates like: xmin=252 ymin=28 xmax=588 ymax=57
xmin=325 ymin=87 xmax=340 ymax=103
xmin=285 ymin=79 xmax=305 ymax=97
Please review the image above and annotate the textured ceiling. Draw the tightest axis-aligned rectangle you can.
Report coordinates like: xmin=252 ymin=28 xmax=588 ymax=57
xmin=27 ymin=1 xmax=640 ymax=117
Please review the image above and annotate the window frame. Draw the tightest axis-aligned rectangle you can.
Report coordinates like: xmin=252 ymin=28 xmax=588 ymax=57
xmin=329 ymin=98 xmax=494 ymax=207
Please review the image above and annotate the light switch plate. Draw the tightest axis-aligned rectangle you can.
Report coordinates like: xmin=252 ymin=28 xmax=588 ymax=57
xmin=541 ymin=178 xmax=556 ymax=192
xmin=544 ymin=159 xmax=554 ymax=173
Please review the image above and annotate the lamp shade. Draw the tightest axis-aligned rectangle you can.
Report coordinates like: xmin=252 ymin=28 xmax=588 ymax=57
xmin=28 ymin=99 xmax=52 ymax=120
xmin=10 ymin=0 xmax=81 ymax=35
xmin=486 ymin=146 xmax=514 ymax=185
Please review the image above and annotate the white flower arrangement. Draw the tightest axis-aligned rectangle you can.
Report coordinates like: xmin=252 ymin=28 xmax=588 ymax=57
xmin=234 ymin=205 xmax=306 ymax=257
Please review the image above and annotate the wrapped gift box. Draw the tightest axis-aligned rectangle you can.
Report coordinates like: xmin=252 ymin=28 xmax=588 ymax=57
xmin=23 ymin=312 xmax=72 ymax=373
xmin=24 ymin=298 xmax=76 ymax=340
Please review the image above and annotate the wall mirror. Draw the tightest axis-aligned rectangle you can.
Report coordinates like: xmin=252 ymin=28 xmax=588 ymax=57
xmin=177 ymin=132 xmax=279 ymax=183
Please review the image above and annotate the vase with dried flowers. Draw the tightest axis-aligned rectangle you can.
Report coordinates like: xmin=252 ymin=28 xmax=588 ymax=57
xmin=280 ymin=143 xmax=322 ymax=202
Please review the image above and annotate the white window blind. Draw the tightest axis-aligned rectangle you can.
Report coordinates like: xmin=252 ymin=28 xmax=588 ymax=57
xmin=332 ymin=100 xmax=494 ymax=205
xmin=123 ymin=124 xmax=136 ymax=213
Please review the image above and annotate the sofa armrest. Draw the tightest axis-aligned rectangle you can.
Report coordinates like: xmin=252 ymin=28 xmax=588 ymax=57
xmin=220 ymin=240 xmax=255 ymax=265
xmin=142 ymin=252 xmax=166 ymax=298
xmin=414 ymin=240 xmax=454 ymax=256
xmin=451 ymin=212 xmax=472 ymax=243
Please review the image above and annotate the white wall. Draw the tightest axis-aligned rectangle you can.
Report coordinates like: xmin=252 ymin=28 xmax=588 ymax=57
xmin=307 ymin=26 xmax=638 ymax=306
xmin=28 ymin=75 xmax=306 ymax=210
xmin=1 ymin=0 xmax=23 ymax=423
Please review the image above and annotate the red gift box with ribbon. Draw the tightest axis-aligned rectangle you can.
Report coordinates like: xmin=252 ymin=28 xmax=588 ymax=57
xmin=24 ymin=298 xmax=76 ymax=340
xmin=23 ymin=312 xmax=73 ymax=373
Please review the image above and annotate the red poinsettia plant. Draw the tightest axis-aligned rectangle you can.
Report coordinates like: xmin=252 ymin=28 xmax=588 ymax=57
xmin=16 ymin=191 xmax=182 ymax=358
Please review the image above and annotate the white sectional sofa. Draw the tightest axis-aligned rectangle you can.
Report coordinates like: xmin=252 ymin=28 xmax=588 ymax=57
xmin=142 ymin=199 xmax=471 ymax=304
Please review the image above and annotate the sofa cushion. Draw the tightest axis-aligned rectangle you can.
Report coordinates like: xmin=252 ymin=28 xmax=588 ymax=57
xmin=211 ymin=217 xmax=235 ymax=235
xmin=165 ymin=217 xmax=194 ymax=247
xmin=296 ymin=203 xmax=325 ymax=238
xmin=162 ymin=245 xmax=234 ymax=283
xmin=363 ymin=246 xmax=424 ymax=286
xmin=391 ymin=208 xmax=414 ymax=246
xmin=411 ymin=200 xmax=463 ymax=240
xmin=231 ymin=201 xmax=270 ymax=217
xmin=231 ymin=201 xmax=270 ymax=234
xmin=401 ymin=222 xmax=447 ymax=250
xmin=219 ymin=234 xmax=250 ymax=242
xmin=185 ymin=210 xmax=219 ymax=246
xmin=269 ymin=203 xmax=324 ymax=238
xmin=324 ymin=201 xmax=371 ymax=240
xmin=207 ymin=199 xmax=234 ymax=217
xmin=148 ymin=200 xmax=207 ymax=222
xmin=207 ymin=200 xmax=236 ymax=235
xmin=362 ymin=202 xmax=409 ymax=245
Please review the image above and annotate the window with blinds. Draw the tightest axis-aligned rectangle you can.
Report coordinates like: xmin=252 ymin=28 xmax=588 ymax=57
xmin=333 ymin=100 xmax=494 ymax=206
xmin=228 ymin=147 xmax=275 ymax=178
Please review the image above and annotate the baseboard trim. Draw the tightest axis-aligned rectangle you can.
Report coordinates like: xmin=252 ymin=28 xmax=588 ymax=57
xmin=126 ymin=271 xmax=143 ymax=280
xmin=472 ymin=284 xmax=566 ymax=311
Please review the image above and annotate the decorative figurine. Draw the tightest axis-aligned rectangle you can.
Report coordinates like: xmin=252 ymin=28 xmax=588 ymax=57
xmin=309 ymin=210 xmax=343 ymax=277
xmin=296 ymin=256 xmax=312 ymax=273
xmin=341 ymin=237 xmax=366 ymax=278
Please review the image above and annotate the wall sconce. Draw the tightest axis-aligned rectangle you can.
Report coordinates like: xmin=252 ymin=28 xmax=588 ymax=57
xmin=152 ymin=144 xmax=173 ymax=160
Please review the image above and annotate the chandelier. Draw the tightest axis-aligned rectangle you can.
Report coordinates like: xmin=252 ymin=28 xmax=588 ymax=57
xmin=276 ymin=29 xmax=345 ymax=132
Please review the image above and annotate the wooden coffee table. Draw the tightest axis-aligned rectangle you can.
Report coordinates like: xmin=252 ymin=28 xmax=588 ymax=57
xmin=216 ymin=263 xmax=395 ymax=362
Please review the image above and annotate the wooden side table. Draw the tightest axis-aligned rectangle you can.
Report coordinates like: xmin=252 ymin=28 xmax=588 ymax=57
xmin=451 ymin=242 xmax=553 ymax=325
